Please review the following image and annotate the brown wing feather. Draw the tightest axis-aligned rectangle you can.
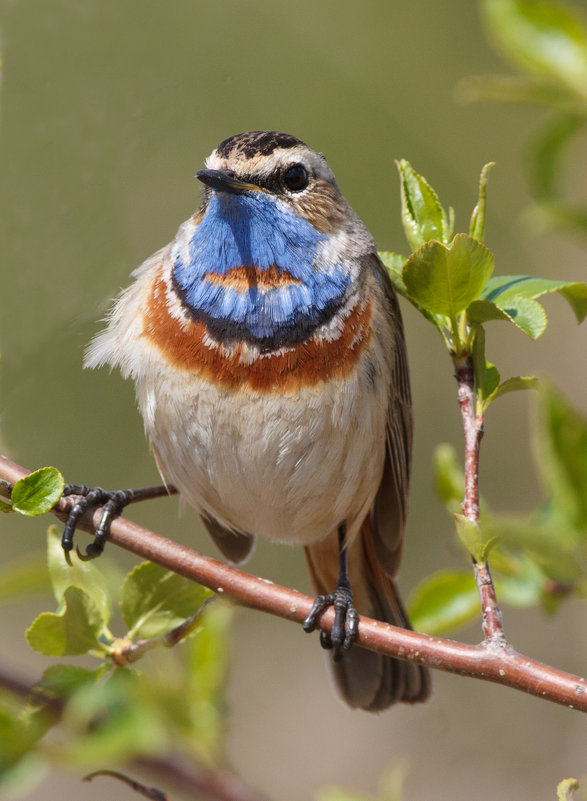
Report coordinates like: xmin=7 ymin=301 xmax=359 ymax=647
xmin=369 ymin=256 xmax=413 ymax=578
xmin=200 ymin=513 xmax=256 ymax=564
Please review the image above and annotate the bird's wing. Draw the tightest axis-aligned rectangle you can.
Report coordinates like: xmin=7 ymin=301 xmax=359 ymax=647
xmin=369 ymin=254 xmax=413 ymax=578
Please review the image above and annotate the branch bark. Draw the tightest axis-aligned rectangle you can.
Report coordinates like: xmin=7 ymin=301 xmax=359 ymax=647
xmin=0 ymin=454 xmax=585 ymax=713
xmin=455 ymin=353 xmax=505 ymax=643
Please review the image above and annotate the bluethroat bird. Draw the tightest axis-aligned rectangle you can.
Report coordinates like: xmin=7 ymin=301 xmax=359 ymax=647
xmin=78 ymin=131 xmax=430 ymax=710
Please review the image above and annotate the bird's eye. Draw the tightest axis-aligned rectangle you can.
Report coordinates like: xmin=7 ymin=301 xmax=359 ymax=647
xmin=283 ymin=164 xmax=308 ymax=192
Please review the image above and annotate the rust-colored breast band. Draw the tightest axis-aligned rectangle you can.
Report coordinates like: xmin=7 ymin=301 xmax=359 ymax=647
xmin=142 ymin=276 xmax=373 ymax=393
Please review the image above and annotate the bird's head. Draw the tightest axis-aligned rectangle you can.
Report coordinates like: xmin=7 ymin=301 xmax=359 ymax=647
xmin=196 ymin=130 xmax=347 ymax=235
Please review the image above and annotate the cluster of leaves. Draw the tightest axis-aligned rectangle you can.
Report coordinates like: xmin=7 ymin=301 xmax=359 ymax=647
xmin=0 ymin=520 xmax=230 ymax=796
xmin=381 ymin=159 xmax=587 ymax=412
xmin=412 ymin=381 xmax=587 ymax=634
xmin=457 ymin=0 xmax=587 ymax=234
xmin=378 ymin=160 xmax=587 ymax=634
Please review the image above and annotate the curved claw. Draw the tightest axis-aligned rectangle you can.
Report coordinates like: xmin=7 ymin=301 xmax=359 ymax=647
xmin=303 ymin=586 xmax=358 ymax=661
xmin=344 ymin=606 xmax=359 ymax=650
xmin=330 ymin=585 xmax=356 ymax=662
xmin=75 ymin=542 xmax=104 ymax=562
xmin=61 ymin=485 xmax=134 ymax=560
xmin=302 ymin=594 xmax=332 ymax=633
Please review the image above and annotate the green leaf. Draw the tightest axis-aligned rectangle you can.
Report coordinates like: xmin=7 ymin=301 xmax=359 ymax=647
xmin=409 ymin=570 xmax=480 ymax=635
xmin=26 ymin=587 xmax=105 ymax=656
xmin=379 ymin=251 xmax=408 ymax=295
xmin=10 ymin=467 xmax=64 ymax=517
xmin=447 ymin=207 xmax=455 ymax=242
xmin=35 ymin=665 xmax=102 ymax=700
xmin=557 ymin=778 xmax=579 ymax=801
xmin=482 ymin=0 xmax=587 ymax=96
xmin=486 ymin=516 xmax=581 ymax=584
xmin=434 ymin=443 xmax=464 ymax=514
xmin=454 ymin=513 xmax=487 ymax=562
xmin=481 ymin=274 xmax=587 ymax=323
xmin=183 ymin=601 xmax=233 ymax=757
xmin=480 ymin=363 xmax=501 ymax=408
xmin=0 ymin=498 xmax=13 ymax=512
xmin=59 ymin=668 xmax=166 ymax=767
xmin=491 ymin=376 xmax=540 ymax=403
xmin=469 ymin=162 xmax=495 ymax=242
xmin=186 ymin=602 xmax=231 ymax=702
xmin=493 ymin=553 xmax=545 ymax=608
xmin=467 ymin=296 xmax=547 ymax=338
xmin=396 ymin=159 xmax=450 ymax=250
xmin=403 ymin=234 xmax=494 ymax=318
xmin=120 ymin=561 xmax=214 ymax=639
xmin=471 ymin=323 xmax=501 ymax=409
xmin=535 ymin=384 xmax=587 ymax=533
xmin=0 ymin=705 xmax=51 ymax=781
xmin=46 ymin=527 xmax=111 ymax=623
xmin=380 ymin=250 xmax=449 ymax=334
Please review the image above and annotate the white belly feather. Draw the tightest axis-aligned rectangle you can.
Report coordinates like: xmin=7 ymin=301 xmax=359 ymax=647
xmin=135 ymin=358 xmax=388 ymax=545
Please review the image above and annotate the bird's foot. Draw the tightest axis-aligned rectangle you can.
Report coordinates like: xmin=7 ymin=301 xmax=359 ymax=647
xmin=61 ymin=485 xmax=136 ymax=562
xmin=302 ymin=585 xmax=359 ymax=662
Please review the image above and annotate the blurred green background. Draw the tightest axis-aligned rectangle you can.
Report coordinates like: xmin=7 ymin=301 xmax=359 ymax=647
xmin=0 ymin=1 xmax=585 ymax=799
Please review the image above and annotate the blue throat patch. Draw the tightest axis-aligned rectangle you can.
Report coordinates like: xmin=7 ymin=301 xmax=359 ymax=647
xmin=172 ymin=191 xmax=351 ymax=350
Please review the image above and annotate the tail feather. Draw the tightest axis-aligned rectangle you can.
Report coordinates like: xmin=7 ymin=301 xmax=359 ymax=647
xmin=304 ymin=520 xmax=431 ymax=711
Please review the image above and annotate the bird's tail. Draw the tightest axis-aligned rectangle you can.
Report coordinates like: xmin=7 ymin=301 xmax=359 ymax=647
xmin=304 ymin=518 xmax=431 ymax=711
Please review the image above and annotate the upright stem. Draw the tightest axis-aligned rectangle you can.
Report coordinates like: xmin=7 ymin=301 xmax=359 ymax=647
xmin=456 ymin=355 xmax=482 ymax=521
xmin=454 ymin=353 xmax=505 ymax=644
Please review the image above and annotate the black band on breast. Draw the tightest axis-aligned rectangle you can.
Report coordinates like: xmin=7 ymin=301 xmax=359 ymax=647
xmin=171 ymin=271 xmax=348 ymax=353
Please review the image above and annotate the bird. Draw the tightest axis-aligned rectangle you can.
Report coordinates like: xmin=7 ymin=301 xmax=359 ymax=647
xmin=83 ymin=130 xmax=431 ymax=711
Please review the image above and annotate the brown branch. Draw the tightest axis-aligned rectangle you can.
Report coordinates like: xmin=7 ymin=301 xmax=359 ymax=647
xmin=454 ymin=354 xmax=505 ymax=643
xmin=0 ymin=454 xmax=585 ymax=712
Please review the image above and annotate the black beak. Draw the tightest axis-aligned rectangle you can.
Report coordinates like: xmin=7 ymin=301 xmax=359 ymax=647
xmin=196 ymin=168 xmax=259 ymax=194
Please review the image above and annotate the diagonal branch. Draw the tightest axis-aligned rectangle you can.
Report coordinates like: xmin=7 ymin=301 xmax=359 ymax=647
xmin=0 ymin=454 xmax=585 ymax=712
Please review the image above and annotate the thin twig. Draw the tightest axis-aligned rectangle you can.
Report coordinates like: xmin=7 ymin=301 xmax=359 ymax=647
xmin=84 ymin=770 xmax=171 ymax=801
xmin=112 ymin=596 xmax=216 ymax=665
xmin=0 ymin=454 xmax=585 ymax=712
xmin=455 ymin=356 xmax=482 ymax=523
xmin=454 ymin=354 xmax=505 ymax=643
